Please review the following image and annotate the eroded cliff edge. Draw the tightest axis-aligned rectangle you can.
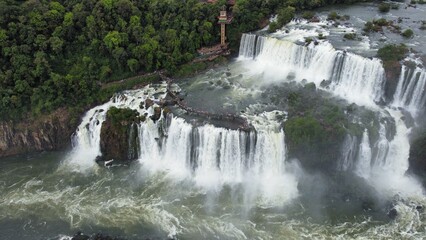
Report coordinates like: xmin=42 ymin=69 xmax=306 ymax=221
xmin=0 ymin=108 xmax=76 ymax=157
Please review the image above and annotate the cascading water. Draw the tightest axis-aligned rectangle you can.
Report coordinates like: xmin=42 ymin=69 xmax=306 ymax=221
xmin=138 ymin=113 xmax=298 ymax=206
xmin=238 ymin=33 xmax=423 ymax=198
xmin=329 ymin=52 xmax=385 ymax=105
xmin=65 ymin=82 xmax=298 ymax=205
xmin=3 ymin=26 xmax=426 ymax=240
xmin=63 ymin=83 xmax=169 ymax=171
xmin=238 ymin=33 xmax=258 ymax=59
xmin=393 ymin=65 xmax=426 ymax=114
xmin=239 ymin=33 xmax=385 ymax=106
xmin=355 ymin=129 xmax=372 ymax=179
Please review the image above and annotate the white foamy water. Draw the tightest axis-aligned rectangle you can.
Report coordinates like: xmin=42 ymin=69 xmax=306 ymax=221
xmin=138 ymin=115 xmax=298 ymax=207
xmin=239 ymin=34 xmax=385 ymax=107
xmin=393 ymin=65 xmax=426 ymax=115
xmin=62 ymin=83 xmax=169 ymax=172
xmin=45 ymin=28 xmax=426 ymax=240
xmin=239 ymin=33 xmax=424 ymax=199
xmin=64 ymin=82 xmax=299 ymax=206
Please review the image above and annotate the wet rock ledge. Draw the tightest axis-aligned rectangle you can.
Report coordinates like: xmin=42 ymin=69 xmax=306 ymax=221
xmin=98 ymin=107 xmax=144 ymax=164
xmin=0 ymin=108 xmax=76 ymax=157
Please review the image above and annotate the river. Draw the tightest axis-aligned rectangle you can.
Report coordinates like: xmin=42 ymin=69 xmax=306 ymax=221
xmin=1 ymin=2 xmax=425 ymax=240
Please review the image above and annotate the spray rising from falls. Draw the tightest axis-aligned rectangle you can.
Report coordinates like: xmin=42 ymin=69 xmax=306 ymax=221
xmin=239 ymin=34 xmax=385 ymax=106
xmin=66 ymin=84 xmax=298 ymax=205
xmin=239 ymin=33 xmax=424 ymax=197
xmin=64 ymin=83 xmax=169 ymax=171
xmin=138 ymin=112 xmax=298 ymax=205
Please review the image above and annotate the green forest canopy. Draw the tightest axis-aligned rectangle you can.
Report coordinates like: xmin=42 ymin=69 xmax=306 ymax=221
xmin=0 ymin=0 xmax=367 ymax=120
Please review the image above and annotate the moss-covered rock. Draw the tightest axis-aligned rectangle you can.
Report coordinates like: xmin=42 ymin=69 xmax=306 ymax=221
xmin=99 ymin=107 xmax=141 ymax=162
xmin=401 ymin=29 xmax=414 ymax=38
xmin=378 ymin=3 xmax=391 ymax=13
xmin=376 ymin=44 xmax=408 ymax=102
xmin=284 ymin=114 xmax=346 ymax=171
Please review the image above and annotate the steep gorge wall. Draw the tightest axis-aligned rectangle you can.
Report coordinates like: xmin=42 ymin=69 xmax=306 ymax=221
xmin=0 ymin=108 xmax=76 ymax=157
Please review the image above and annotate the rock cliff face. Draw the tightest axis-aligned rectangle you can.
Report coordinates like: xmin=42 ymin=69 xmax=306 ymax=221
xmin=0 ymin=108 xmax=76 ymax=157
xmin=409 ymin=132 xmax=426 ymax=181
xmin=99 ymin=107 xmax=142 ymax=162
xmin=99 ymin=120 xmax=139 ymax=162
xmin=383 ymin=61 xmax=402 ymax=103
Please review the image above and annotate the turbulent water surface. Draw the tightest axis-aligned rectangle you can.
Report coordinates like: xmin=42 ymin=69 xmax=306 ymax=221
xmin=1 ymin=2 xmax=426 ymax=240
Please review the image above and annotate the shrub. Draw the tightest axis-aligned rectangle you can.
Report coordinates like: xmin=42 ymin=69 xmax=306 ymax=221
xmin=364 ymin=18 xmax=392 ymax=33
xmin=284 ymin=116 xmax=325 ymax=145
xmin=318 ymin=33 xmax=326 ymax=40
xmin=327 ymin=11 xmax=340 ymax=21
xmin=363 ymin=21 xmax=382 ymax=32
xmin=277 ymin=6 xmax=296 ymax=26
xmin=377 ymin=44 xmax=408 ymax=62
xmin=268 ymin=21 xmax=280 ymax=33
xmin=302 ymin=11 xmax=315 ymax=20
xmin=373 ymin=18 xmax=390 ymax=26
xmin=401 ymin=29 xmax=414 ymax=38
xmin=106 ymin=107 xmax=140 ymax=126
xmin=343 ymin=33 xmax=357 ymax=40
xmin=305 ymin=37 xmax=314 ymax=45
xmin=378 ymin=3 xmax=391 ymax=13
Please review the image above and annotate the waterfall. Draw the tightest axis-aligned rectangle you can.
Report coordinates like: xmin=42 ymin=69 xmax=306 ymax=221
xmin=329 ymin=52 xmax=385 ymax=105
xmin=393 ymin=65 xmax=426 ymax=114
xmin=137 ymin=116 xmax=297 ymax=205
xmin=65 ymin=82 xmax=298 ymax=204
xmin=339 ymin=134 xmax=358 ymax=171
xmin=238 ymin=34 xmax=425 ymax=196
xmin=238 ymin=33 xmax=385 ymax=106
xmin=64 ymin=84 xmax=169 ymax=171
xmin=355 ymin=129 xmax=372 ymax=179
xmin=238 ymin=33 xmax=258 ymax=59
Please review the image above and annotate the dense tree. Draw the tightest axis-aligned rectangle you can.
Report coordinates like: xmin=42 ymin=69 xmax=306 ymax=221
xmin=0 ymin=0 xmax=368 ymax=120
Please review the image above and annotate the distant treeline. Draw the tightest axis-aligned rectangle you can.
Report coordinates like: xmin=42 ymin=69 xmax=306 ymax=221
xmin=0 ymin=0 xmax=368 ymax=120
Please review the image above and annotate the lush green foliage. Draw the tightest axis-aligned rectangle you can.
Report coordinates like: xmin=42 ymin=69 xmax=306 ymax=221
xmin=268 ymin=6 xmax=295 ymax=33
xmin=302 ymin=11 xmax=315 ymax=19
xmin=343 ymin=33 xmax=357 ymax=40
xmin=363 ymin=18 xmax=401 ymax=33
xmin=106 ymin=107 xmax=140 ymax=126
xmin=285 ymin=116 xmax=325 ymax=145
xmin=401 ymin=29 xmax=414 ymax=38
xmin=327 ymin=11 xmax=340 ymax=21
xmin=378 ymin=3 xmax=390 ymax=13
xmin=0 ymin=0 xmax=371 ymax=121
xmin=0 ymin=0 xmax=222 ymax=120
xmin=377 ymin=44 xmax=408 ymax=62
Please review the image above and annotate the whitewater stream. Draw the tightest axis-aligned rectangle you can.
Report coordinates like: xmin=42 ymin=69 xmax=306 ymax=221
xmin=1 ymin=3 xmax=426 ymax=240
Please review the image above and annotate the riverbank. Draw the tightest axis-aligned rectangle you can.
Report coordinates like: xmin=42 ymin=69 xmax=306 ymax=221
xmin=0 ymin=55 xmax=230 ymax=158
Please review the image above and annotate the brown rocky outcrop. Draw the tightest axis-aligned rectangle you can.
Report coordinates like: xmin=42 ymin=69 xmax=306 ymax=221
xmin=99 ymin=107 xmax=141 ymax=162
xmin=0 ymin=108 xmax=76 ymax=157
xmin=383 ymin=61 xmax=402 ymax=103
xmin=99 ymin=119 xmax=139 ymax=162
